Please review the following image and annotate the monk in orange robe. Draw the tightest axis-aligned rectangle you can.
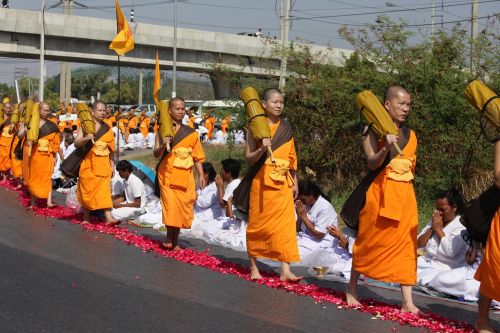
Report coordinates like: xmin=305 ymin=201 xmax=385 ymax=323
xmin=473 ymin=140 xmax=500 ymax=333
xmin=138 ymin=112 xmax=151 ymax=138
xmin=126 ymin=109 xmax=138 ymax=140
xmin=346 ymin=86 xmax=420 ymax=314
xmin=27 ymin=102 xmax=60 ymax=207
xmin=154 ymin=97 xmax=205 ymax=250
xmin=204 ymin=114 xmax=215 ymax=140
xmin=221 ymin=116 xmax=230 ymax=133
xmin=0 ymin=102 xmax=14 ymax=181
xmin=74 ymin=101 xmax=116 ymax=225
xmin=10 ymin=135 xmax=23 ymax=187
xmin=245 ymin=88 xmax=301 ymax=282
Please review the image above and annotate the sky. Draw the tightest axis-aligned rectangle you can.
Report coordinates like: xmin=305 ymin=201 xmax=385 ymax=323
xmin=0 ymin=0 xmax=498 ymax=85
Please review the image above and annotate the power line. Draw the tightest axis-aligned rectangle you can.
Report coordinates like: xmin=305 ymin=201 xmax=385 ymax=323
xmin=291 ymin=0 xmax=499 ymax=20
xmin=298 ymin=14 xmax=496 ymax=28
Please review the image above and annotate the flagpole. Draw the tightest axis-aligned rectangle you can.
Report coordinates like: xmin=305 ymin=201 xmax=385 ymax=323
xmin=116 ymin=55 xmax=121 ymax=160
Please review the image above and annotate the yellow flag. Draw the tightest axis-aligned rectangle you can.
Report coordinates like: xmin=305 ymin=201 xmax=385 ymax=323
xmin=109 ymin=0 xmax=134 ymax=56
xmin=153 ymin=50 xmax=160 ymax=104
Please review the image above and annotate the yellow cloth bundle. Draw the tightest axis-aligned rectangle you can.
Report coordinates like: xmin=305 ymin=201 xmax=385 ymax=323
xmin=77 ymin=103 xmax=95 ymax=136
xmin=21 ymin=100 xmax=34 ymax=124
xmin=465 ymin=80 xmax=500 ymax=129
xmin=355 ymin=90 xmax=403 ymax=155
xmin=240 ymin=86 xmax=275 ymax=162
xmin=156 ymin=100 xmax=174 ymax=140
xmin=27 ymin=102 xmax=40 ymax=143
xmin=11 ymin=104 xmax=19 ymax=124
xmin=240 ymin=87 xmax=272 ymax=140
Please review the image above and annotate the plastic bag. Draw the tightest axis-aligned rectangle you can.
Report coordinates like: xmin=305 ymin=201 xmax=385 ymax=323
xmin=65 ymin=185 xmax=82 ymax=213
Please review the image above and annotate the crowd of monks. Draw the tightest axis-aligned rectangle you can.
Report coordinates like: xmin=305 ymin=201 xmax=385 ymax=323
xmin=0 ymin=86 xmax=498 ymax=332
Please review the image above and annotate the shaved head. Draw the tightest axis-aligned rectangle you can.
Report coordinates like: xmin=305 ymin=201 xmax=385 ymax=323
xmin=383 ymin=85 xmax=409 ymax=103
xmin=261 ymin=88 xmax=283 ymax=101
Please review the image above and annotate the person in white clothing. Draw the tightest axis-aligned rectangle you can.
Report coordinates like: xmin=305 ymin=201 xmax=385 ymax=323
xmin=307 ymin=226 xmax=355 ymax=280
xmin=124 ymin=130 xmax=136 ymax=150
xmin=146 ymin=127 xmax=155 ymax=149
xmin=428 ymin=244 xmax=482 ymax=301
xmin=212 ymin=125 xmax=226 ymax=145
xmin=203 ymin=158 xmax=245 ymax=250
xmin=110 ymin=160 xmax=146 ymax=224
xmin=295 ymin=180 xmax=337 ymax=265
xmin=417 ymin=189 xmax=467 ymax=286
xmin=112 ymin=122 xmax=125 ymax=149
xmin=185 ymin=162 xmax=224 ymax=238
xmin=133 ymin=128 xmax=145 ymax=149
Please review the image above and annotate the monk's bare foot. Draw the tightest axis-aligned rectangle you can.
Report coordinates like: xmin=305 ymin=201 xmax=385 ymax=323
xmin=162 ymin=242 xmax=174 ymax=250
xmin=47 ymin=202 xmax=56 ymax=208
xmin=280 ymin=272 xmax=303 ymax=282
xmin=105 ymin=220 xmax=121 ymax=227
xmin=401 ymin=303 xmax=421 ymax=315
xmin=81 ymin=221 xmax=91 ymax=225
xmin=16 ymin=184 xmax=22 ymax=189
xmin=173 ymin=245 xmax=184 ymax=251
xmin=475 ymin=319 xmax=495 ymax=333
xmin=250 ymin=267 xmax=263 ymax=280
xmin=346 ymin=285 xmax=362 ymax=307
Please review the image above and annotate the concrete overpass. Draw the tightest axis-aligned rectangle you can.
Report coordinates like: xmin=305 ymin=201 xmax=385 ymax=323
xmin=0 ymin=8 xmax=353 ymax=98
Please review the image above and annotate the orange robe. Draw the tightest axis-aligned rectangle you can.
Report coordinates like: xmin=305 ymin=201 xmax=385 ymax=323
xmin=0 ymin=122 xmax=14 ymax=172
xmin=188 ymin=116 xmax=195 ymax=129
xmin=353 ymin=131 xmax=418 ymax=285
xmin=58 ymin=120 xmax=69 ymax=132
xmin=221 ymin=118 xmax=229 ymax=133
xmin=77 ymin=127 xmax=114 ymax=210
xmin=205 ymin=117 xmax=215 ymax=139
xmin=27 ymin=122 xmax=60 ymax=199
xmin=475 ymin=208 xmax=500 ymax=300
xmin=158 ymin=130 xmax=205 ymax=228
xmin=10 ymin=136 xmax=22 ymax=178
xmin=139 ymin=116 xmax=151 ymax=138
xmin=246 ymin=122 xmax=300 ymax=263
xmin=21 ymin=139 xmax=30 ymax=186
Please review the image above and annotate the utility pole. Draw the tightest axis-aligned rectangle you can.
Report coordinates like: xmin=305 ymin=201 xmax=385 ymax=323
xmin=470 ymin=0 xmax=478 ymax=70
xmin=431 ymin=0 xmax=435 ymax=35
xmin=138 ymin=69 xmax=143 ymax=104
xmin=60 ymin=0 xmax=72 ymax=104
xmin=39 ymin=0 xmax=45 ymax=101
xmin=172 ymin=0 xmax=178 ymax=98
xmin=278 ymin=0 xmax=290 ymax=90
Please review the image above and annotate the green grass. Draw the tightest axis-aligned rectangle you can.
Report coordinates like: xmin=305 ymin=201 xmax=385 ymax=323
xmin=126 ymin=143 xmax=433 ymax=232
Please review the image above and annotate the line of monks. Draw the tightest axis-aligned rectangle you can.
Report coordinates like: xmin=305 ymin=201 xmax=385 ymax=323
xmin=0 ymin=87 xmax=498 ymax=332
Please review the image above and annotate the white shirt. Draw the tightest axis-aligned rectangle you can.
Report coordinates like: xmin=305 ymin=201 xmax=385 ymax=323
xmin=146 ymin=132 xmax=155 ymax=148
xmin=418 ymin=215 xmax=467 ymax=270
xmin=134 ymin=133 xmax=144 ymax=148
xmin=194 ymin=181 xmax=223 ymax=222
xmin=122 ymin=173 xmax=146 ymax=209
xmin=126 ymin=134 xmax=135 ymax=146
xmin=113 ymin=126 xmax=125 ymax=147
xmin=223 ymin=178 xmax=241 ymax=215
xmin=111 ymin=173 xmax=124 ymax=196
xmin=62 ymin=143 xmax=76 ymax=159
xmin=300 ymin=195 xmax=337 ymax=241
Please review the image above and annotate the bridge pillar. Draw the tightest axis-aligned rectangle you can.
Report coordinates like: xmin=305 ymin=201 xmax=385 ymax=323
xmin=209 ymin=75 xmax=240 ymax=100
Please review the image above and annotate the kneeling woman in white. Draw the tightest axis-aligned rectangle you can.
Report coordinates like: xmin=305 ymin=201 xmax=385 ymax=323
xmin=428 ymin=244 xmax=482 ymax=301
xmin=187 ymin=162 xmax=223 ymax=238
xmin=110 ymin=160 xmax=146 ymax=223
xmin=295 ymin=180 xmax=336 ymax=266
xmin=307 ymin=226 xmax=355 ymax=280
xmin=202 ymin=158 xmax=245 ymax=250
xmin=417 ymin=189 xmax=467 ymax=286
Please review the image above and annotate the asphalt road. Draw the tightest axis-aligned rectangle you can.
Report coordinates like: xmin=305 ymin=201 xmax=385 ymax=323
xmin=0 ymin=188 xmax=498 ymax=333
